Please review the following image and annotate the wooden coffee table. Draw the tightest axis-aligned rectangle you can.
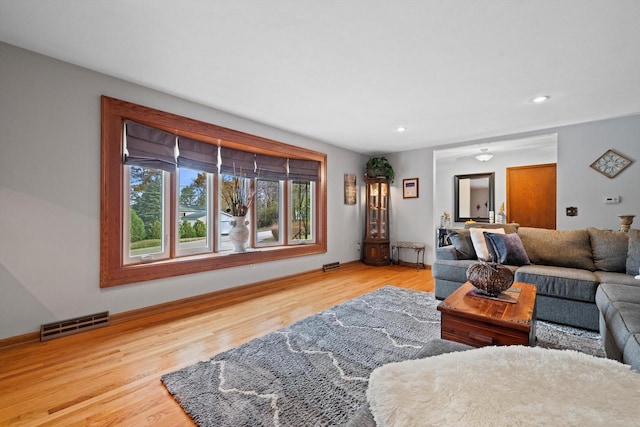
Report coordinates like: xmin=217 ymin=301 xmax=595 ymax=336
xmin=437 ymin=281 xmax=537 ymax=347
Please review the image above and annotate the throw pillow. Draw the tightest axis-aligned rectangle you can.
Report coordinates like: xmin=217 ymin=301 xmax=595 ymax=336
xmin=626 ymin=229 xmax=640 ymax=276
xmin=446 ymin=229 xmax=476 ymax=259
xmin=588 ymin=227 xmax=628 ymax=273
xmin=484 ymin=232 xmax=530 ymax=266
xmin=469 ymin=227 xmax=505 ymax=261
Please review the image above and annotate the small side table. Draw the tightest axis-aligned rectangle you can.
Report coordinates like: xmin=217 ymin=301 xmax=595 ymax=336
xmin=391 ymin=241 xmax=426 ymax=271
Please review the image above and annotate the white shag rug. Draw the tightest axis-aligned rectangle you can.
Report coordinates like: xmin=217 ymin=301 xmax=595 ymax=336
xmin=367 ymin=346 xmax=640 ymax=427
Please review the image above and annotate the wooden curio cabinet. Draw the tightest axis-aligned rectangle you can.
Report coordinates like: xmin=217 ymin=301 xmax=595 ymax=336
xmin=363 ymin=177 xmax=390 ymax=266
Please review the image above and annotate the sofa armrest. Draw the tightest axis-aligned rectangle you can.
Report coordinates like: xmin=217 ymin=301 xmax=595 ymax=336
xmin=436 ymin=245 xmax=460 ymax=261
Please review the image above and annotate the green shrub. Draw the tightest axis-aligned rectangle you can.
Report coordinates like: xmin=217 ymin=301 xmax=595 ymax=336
xmin=180 ymin=220 xmax=196 ymax=238
xmin=130 ymin=209 xmax=146 ymax=242
xmin=148 ymin=220 xmax=162 ymax=240
xmin=194 ymin=220 xmax=207 ymax=237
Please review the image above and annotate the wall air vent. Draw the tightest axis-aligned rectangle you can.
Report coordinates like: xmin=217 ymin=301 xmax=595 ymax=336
xmin=40 ymin=311 xmax=110 ymax=341
xmin=322 ymin=261 xmax=341 ymax=272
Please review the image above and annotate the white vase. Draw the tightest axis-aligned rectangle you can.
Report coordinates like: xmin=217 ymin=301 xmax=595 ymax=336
xmin=229 ymin=216 xmax=250 ymax=252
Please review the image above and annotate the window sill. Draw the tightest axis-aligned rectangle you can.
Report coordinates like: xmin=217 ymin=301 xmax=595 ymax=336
xmin=100 ymin=243 xmax=326 ymax=288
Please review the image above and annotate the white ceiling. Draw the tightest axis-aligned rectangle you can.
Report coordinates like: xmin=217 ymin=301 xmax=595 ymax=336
xmin=1 ymin=1 xmax=640 ymax=155
xmin=435 ymin=133 xmax=557 ymax=162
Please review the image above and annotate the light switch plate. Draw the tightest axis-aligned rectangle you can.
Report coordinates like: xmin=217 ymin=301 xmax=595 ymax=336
xmin=604 ymin=196 xmax=621 ymax=204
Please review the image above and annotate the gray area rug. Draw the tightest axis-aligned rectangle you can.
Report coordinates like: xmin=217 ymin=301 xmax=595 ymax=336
xmin=161 ymin=286 xmax=604 ymax=426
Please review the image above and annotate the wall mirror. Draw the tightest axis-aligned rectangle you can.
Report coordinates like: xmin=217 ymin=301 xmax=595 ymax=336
xmin=454 ymin=172 xmax=495 ymax=222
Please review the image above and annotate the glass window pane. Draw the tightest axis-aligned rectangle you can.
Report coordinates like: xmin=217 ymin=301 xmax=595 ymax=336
xmin=127 ymin=165 xmax=166 ymax=260
xmin=177 ymin=168 xmax=211 ymax=254
xmin=256 ymin=179 xmax=281 ymax=246
xmin=218 ymin=174 xmax=253 ymax=252
xmin=290 ymin=181 xmax=314 ymax=243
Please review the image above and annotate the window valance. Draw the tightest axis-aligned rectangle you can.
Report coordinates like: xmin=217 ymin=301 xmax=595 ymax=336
xmin=177 ymin=136 xmax=219 ymax=174
xmin=124 ymin=120 xmax=177 ymax=172
xmin=123 ymin=121 xmax=319 ymax=181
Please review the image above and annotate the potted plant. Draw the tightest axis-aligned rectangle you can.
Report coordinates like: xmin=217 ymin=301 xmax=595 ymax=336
xmin=365 ymin=156 xmax=394 ymax=183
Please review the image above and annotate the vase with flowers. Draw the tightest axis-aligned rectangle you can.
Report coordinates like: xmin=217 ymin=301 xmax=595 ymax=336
xmin=221 ymin=176 xmax=255 ymax=253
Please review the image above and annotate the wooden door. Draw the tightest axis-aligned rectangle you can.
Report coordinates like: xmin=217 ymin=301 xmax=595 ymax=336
xmin=506 ymin=163 xmax=556 ymax=229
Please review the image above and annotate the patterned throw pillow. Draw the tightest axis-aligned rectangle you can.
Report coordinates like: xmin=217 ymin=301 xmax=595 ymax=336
xmin=484 ymin=232 xmax=531 ymax=266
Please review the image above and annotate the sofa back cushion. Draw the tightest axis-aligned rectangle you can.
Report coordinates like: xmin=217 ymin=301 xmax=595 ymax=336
xmin=588 ymin=227 xmax=628 ymax=272
xmin=626 ymin=229 xmax=640 ymax=276
xmin=518 ymin=227 xmax=595 ymax=271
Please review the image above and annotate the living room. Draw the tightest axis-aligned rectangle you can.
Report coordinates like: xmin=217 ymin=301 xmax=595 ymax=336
xmin=1 ymin=1 xmax=640 ymax=425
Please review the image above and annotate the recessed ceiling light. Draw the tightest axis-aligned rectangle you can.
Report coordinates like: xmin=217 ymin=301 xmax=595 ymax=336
xmin=396 ymin=126 xmax=407 ymax=132
xmin=532 ymin=95 xmax=550 ymax=103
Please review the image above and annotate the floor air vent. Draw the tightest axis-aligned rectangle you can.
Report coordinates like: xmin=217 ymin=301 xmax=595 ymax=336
xmin=40 ymin=311 xmax=110 ymax=341
xmin=322 ymin=261 xmax=340 ymax=272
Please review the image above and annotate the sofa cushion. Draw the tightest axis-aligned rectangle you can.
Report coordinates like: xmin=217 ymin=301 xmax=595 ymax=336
xmin=432 ymin=259 xmax=479 ymax=283
xmin=518 ymin=227 xmax=596 ymax=271
xmin=588 ymin=227 xmax=628 ymax=272
xmin=595 ymin=283 xmax=640 ymax=318
xmin=469 ymin=227 xmax=504 ymax=261
xmin=626 ymin=229 xmax=640 ymax=276
xmin=624 ymin=334 xmax=640 ymax=371
xmin=435 ymin=245 xmax=460 ymax=261
xmin=601 ymin=301 xmax=640 ymax=352
xmin=514 ymin=265 xmax=599 ymax=302
xmin=484 ymin=232 xmax=530 ymax=266
xmin=594 ymin=271 xmax=640 ymax=287
xmin=446 ymin=229 xmax=476 ymax=260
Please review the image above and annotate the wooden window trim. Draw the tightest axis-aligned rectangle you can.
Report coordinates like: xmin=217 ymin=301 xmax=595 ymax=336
xmin=100 ymin=96 xmax=327 ymax=288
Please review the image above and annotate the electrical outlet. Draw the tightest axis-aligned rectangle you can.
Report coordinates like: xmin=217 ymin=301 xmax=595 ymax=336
xmin=566 ymin=207 xmax=578 ymax=217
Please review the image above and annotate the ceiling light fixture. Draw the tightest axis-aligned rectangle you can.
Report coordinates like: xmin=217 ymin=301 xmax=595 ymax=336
xmin=396 ymin=126 xmax=407 ymax=132
xmin=532 ymin=95 xmax=550 ymax=103
xmin=475 ymin=148 xmax=493 ymax=162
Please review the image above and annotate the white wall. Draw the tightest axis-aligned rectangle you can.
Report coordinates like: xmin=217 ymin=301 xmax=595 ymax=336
xmin=385 ymin=149 xmax=435 ymax=261
xmin=2 ymin=40 xmax=640 ymax=340
xmin=435 ymin=138 xmax=558 ymax=230
xmin=390 ymin=115 xmax=640 ymax=266
xmin=0 ymin=43 xmax=366 ymax=339
xmin=556 ymin=117 xmax=640 ymax=230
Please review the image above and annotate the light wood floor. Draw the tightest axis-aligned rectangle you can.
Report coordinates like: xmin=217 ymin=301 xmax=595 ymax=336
xmin=0 ymin=263 xmax=433 ymax=426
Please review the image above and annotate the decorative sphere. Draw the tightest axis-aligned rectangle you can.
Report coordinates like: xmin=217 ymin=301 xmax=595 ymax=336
xmin=466 ymin=262 xmax=514 ymax=296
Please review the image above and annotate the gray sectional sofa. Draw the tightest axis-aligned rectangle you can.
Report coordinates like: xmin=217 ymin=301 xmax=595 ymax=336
xmin=433 ymin=224 xmax=640 ymax=370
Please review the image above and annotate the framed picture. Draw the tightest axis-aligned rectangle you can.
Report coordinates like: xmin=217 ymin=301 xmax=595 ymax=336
xmin=403 ymin=178 xmax=419 ymax=199
xmin=344 ymin=174 xmax=357 ymax=205
xmin=590 ymin=149 xmax=633 ymax=178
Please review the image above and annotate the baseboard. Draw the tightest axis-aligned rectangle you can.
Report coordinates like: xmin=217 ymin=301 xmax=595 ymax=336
xmin=0 ymin=331 xmax=40 ymax=349
xmin=0 ymin=261 xmax=363 ymax=349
